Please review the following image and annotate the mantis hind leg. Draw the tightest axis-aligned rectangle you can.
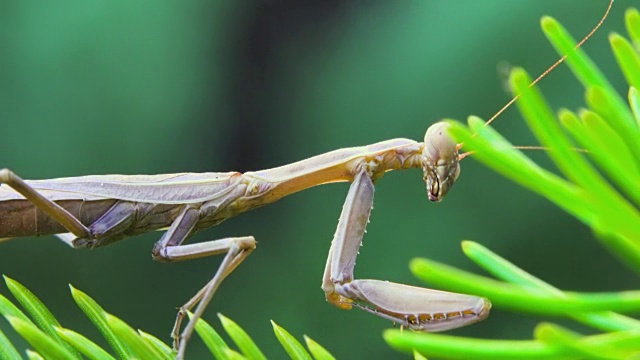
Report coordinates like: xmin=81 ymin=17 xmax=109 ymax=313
xmin=0 ymin=168 xmax=91 ymax=239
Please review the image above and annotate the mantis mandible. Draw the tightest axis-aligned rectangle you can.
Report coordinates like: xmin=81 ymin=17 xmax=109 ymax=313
xmin=0 ymin=2 xmax=612 ymax=358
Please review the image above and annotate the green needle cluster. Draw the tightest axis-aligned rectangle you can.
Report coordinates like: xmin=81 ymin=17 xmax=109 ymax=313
xmin=386 ymin=7 xmax=640 ymax=360
xmin=0 ymin=275 xmax=335 ymax=360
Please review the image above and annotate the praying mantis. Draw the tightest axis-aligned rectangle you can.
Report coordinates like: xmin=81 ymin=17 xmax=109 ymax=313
xmin=0 ymin=122 xmax=490 ymax=358
xmin=0 ymin=1 xmax=613 ymax=359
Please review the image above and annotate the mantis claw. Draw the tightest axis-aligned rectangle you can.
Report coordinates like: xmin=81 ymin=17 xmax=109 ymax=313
xmin=338 ymin=279 xmax=490 ymax=332
xmin=322 ymin=170 xmax=490 ymax=331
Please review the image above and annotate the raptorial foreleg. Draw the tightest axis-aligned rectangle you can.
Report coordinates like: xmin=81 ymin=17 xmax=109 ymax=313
xmin=321 ymin=170 xmax=490 ymax=331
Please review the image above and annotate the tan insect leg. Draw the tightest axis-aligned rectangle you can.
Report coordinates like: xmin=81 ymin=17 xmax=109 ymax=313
xmin=321 ymin=169 xmax=373 ymax=309
xmin=322 ymin=170 xmax=490 ymax=331
xmin=0 ymin=168 xmax=91 ymax=238
xmin=151 ymin=207 xmax=255 ymax=359
xmin=164 ymin=237 xmax=255 ymax=360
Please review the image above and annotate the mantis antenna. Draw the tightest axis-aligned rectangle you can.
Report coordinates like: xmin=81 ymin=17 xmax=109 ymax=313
xmin=423 ymin=0 xmax=613 ymax=200
xmin=457 ymin=0 xmax=614 ymax=159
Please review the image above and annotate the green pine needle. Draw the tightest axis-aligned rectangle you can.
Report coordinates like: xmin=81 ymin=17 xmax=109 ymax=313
xmin=0 ymin=275 xmax=337 ymax=359
xmin=271 ymin=320 xmax=313 ymax=360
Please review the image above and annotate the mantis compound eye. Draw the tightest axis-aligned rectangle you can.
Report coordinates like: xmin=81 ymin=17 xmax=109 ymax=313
xmin=421 ymin=122 xmax=460 ymax=202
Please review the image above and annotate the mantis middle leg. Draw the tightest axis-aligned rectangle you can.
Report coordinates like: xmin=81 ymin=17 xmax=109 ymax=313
xmin=322 ymin=170 xmax=491 ymax=331
xmin=150 ymin=205 xmax=256 ymax=360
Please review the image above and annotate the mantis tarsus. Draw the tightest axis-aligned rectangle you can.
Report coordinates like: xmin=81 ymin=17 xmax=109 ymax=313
xmin=0 ymin=1 xmax=612 ymax=358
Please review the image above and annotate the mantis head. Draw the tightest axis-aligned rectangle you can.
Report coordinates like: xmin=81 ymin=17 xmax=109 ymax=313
xmin=421 ymin=122 xmax=460 ymax=202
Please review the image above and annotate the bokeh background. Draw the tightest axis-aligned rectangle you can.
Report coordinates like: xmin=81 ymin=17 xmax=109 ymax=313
xmin=1 ymin=1 xmax=638 ymax=359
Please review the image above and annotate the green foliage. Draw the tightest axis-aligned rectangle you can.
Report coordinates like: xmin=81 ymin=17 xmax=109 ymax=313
xmin=270 ymin=320 xmax=312 ymax=360
xmin=301 ymin=336 xmax=335 ymax=360
xmin=0 ymin=276 xmax=335 ymax=359
xmin=385 ymin=6 xmax=640 ymax=360
xmin=216 ymin=314 xmax=266 ymax=360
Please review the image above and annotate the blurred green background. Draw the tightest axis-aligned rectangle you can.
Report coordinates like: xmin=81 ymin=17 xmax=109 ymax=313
xmin=1 ymin=1 xmax=638 ymax=359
